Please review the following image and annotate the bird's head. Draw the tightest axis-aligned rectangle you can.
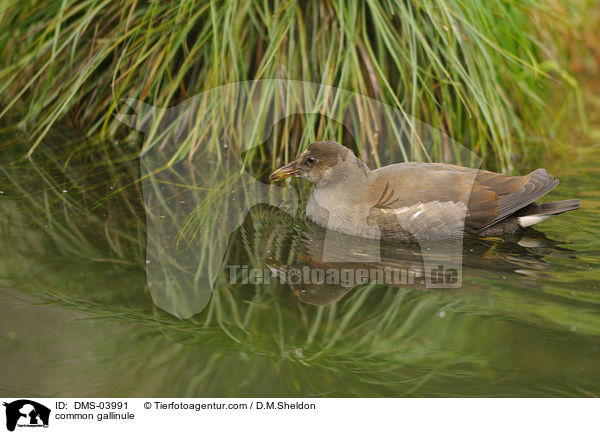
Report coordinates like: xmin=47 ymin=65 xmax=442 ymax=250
xmin=270 ymin=141 xmax=364 ymax=185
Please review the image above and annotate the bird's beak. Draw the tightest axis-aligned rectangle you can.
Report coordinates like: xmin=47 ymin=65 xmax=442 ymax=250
xmin=270 ymin=160 xmax=301 ymax=181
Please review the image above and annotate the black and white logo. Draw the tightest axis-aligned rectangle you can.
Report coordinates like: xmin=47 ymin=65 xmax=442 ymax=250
xmin=3 ymin=400 xmax=50 ymax=432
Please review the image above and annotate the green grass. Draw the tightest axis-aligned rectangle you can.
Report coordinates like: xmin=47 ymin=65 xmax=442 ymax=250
xmin=0 ymin=0 xmax=586 ymax=170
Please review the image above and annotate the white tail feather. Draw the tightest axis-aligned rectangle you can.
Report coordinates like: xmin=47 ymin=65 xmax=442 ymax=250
xmin=518 ymin=215 xmax=551 ymax=228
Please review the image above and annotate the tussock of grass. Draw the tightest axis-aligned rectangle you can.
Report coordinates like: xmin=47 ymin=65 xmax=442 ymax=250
xmin=0 ymin=0 xmax=582 ymax=169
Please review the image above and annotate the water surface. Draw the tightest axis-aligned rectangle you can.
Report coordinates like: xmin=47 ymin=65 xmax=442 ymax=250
xmin=1 ymin=125 xmax=599 ymax=397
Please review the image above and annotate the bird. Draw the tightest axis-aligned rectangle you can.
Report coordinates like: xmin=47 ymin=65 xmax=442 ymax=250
xmin=270 ymin=141 xmax=580 ymax=242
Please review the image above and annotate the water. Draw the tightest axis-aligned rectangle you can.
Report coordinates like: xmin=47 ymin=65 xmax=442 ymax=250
xmin=1 ymin=126 xmax=599 ymax=397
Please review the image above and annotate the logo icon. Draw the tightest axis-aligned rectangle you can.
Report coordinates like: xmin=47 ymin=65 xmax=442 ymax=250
xmin=3 ymin=400 xmax=50 ymax=432
xmin=117 ymin=80 xmax=479 ymax=317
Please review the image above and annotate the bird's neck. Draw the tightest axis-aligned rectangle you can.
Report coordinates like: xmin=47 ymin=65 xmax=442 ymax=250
xmin=314 ymin=157 xmax=372 ymax=200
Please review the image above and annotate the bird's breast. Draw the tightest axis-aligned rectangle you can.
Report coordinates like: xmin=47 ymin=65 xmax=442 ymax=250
xmin=307 ymin=188 xmax=381 ymax=239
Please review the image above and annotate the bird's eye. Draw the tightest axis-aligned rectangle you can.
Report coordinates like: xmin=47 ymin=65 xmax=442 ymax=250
xmin=306 ymin=156 xmax=316 ymax=165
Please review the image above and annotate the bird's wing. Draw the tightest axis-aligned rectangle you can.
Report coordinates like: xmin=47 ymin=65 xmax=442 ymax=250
xmin=366 ymin=163 xmax=559 ymax=233
xmin=369 ymin=201 xmax=468 ymax=241
xmin=471 ymin=168 xmax=558 ymax=230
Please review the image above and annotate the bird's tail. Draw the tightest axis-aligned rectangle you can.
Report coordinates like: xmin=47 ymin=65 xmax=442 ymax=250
xmin=516 ymin=199 xmax=581 ymax=227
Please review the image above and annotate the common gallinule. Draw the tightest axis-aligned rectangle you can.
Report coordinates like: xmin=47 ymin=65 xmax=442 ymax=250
xmin=270 ymin=141 xmax=580 ymax=242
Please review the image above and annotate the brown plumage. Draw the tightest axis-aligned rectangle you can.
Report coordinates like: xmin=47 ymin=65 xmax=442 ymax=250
xmin=270 ymin=141 xmax=580 ymax=242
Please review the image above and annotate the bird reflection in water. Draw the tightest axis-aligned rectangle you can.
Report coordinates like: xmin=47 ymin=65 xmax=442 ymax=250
xmin=252 ymin=210 xmax=574 ymax=306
